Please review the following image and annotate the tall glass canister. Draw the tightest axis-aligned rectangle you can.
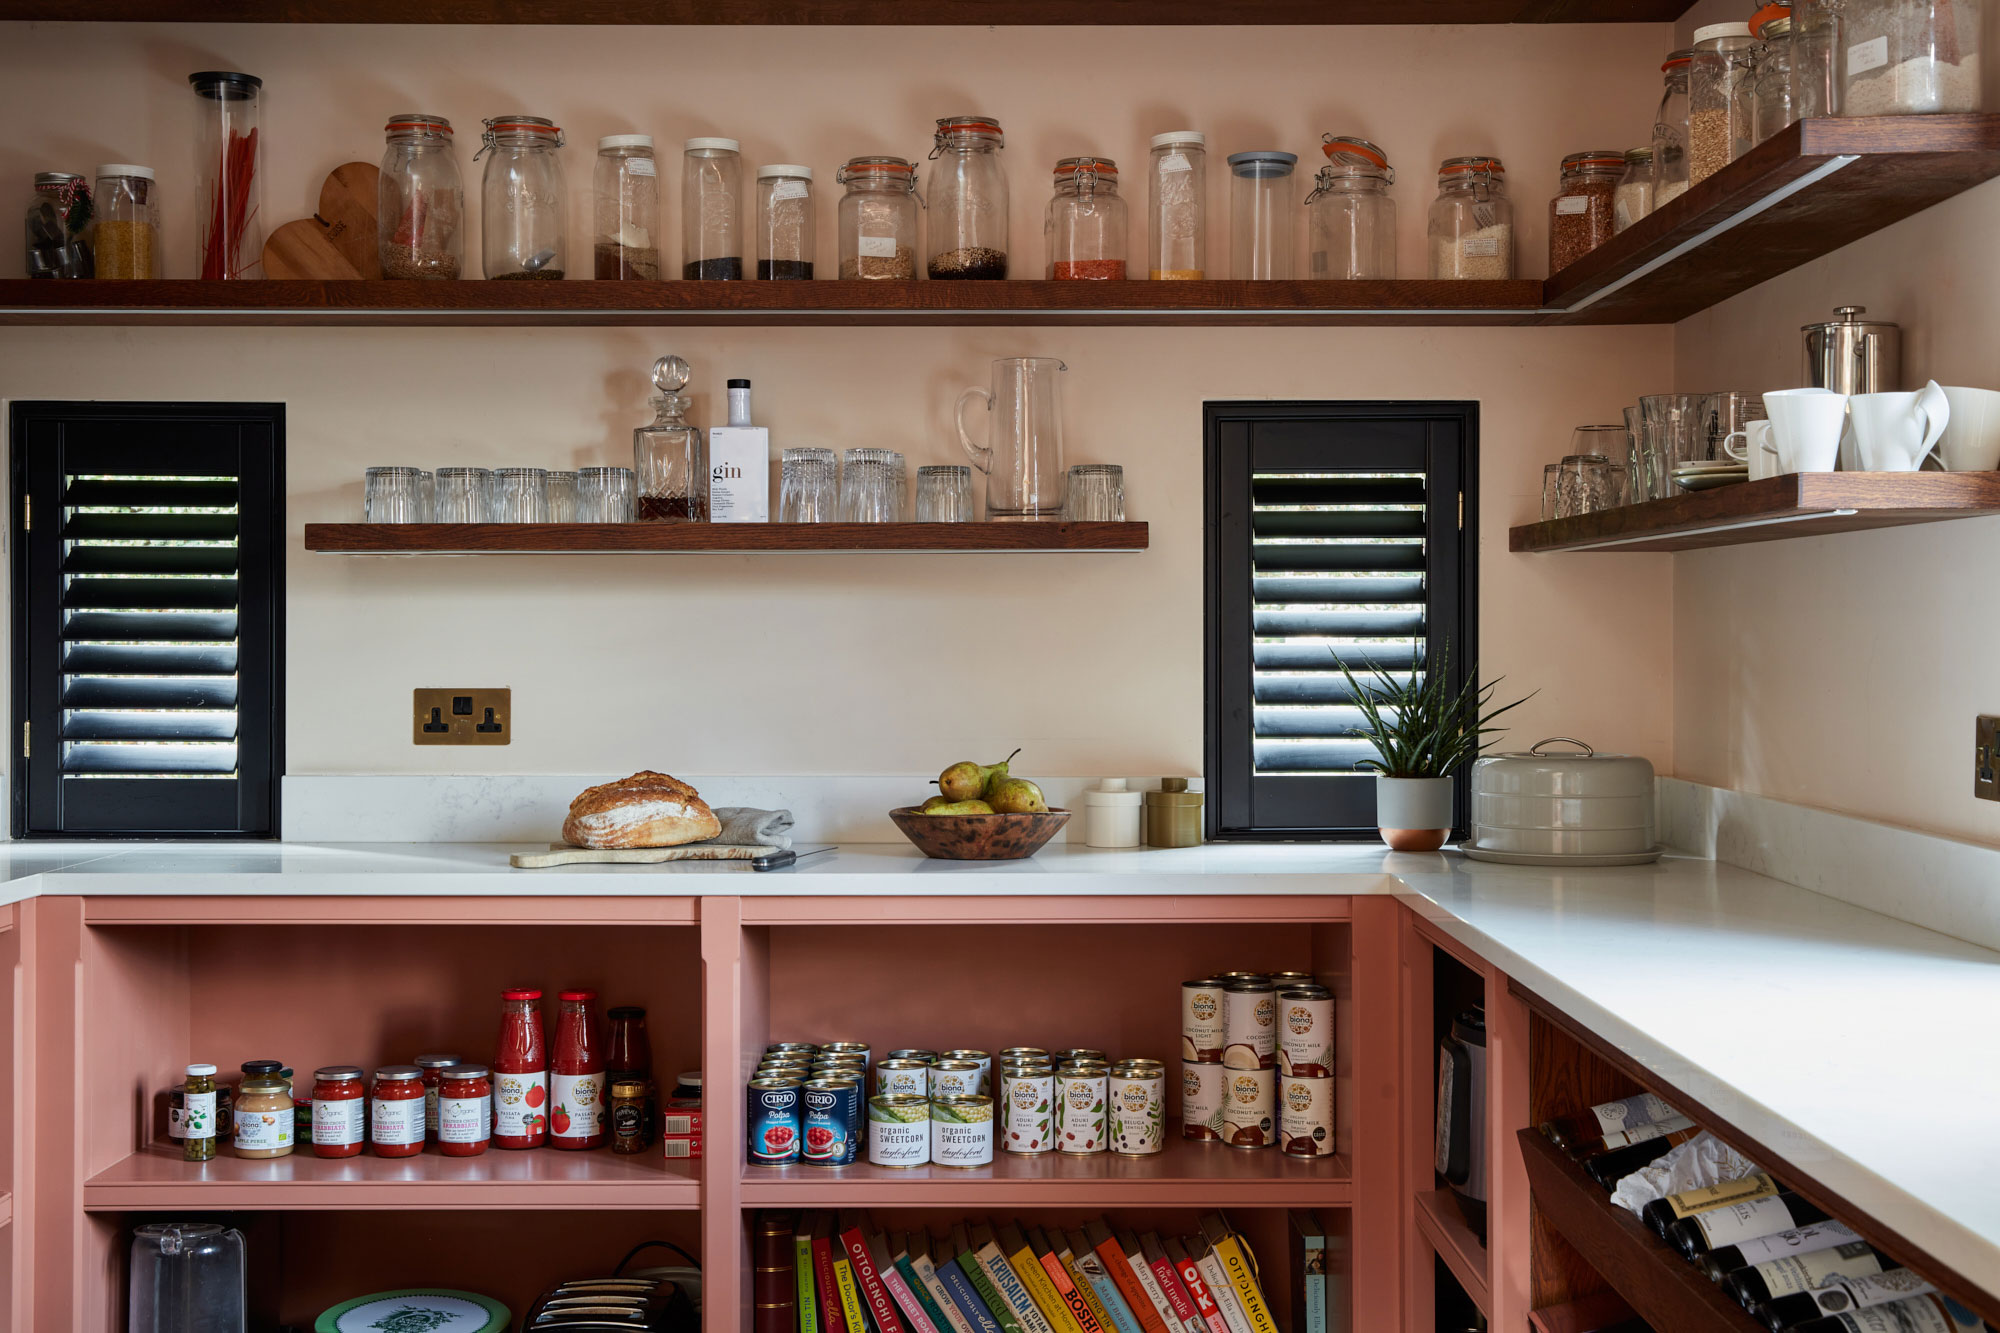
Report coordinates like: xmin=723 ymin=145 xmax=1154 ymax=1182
xmin=682 ymin=137 xmax=743 ymax=280
xmin=593 ymin=134 xmax=661 ymax=280
xmin=1653 ymin=51 xmax=1694 ymax=207
xmin=1688 ymin=22 xmax=1758 ymax=184
xmin=1792 ymin=0 xmax=1842 ymax=117
xmin=1227 ymin=151 xmax=1298 ymax=280
xmin=755 ymin=164 xmax=815 ymax=279
xmin=926 ymin=115 xmax=1009 ymax=279
xmin=1306 ymin=136 xmax=1396 ymax=280
xmin=1147 ymin=130 xmax=1207 ymax=280
xmin=379 ymin=114 xmax=463 ymax=279
xmin=189 ymin=71 xmax=263 ymax=279
xmin=477 ymin=115 xmax=567 ymax=279
xmin=1838 ymin=0 xmax=1983 ymax=113
xmin=1754 ymin=13 xmax=1798 ymax=144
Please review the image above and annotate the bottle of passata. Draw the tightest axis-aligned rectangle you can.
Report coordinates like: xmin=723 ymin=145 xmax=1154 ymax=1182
xmin=492 ymin=987 xmax=548 ymax=1149
xmin=551 ymin=988 xmax=607 ymax=1150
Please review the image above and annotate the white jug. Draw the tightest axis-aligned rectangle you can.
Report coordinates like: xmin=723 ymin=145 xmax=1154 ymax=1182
xmin=1850 ymin=381 xmax=1949 ymax=471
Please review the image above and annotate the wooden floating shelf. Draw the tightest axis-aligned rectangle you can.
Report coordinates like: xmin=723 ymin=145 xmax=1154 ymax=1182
xmin=83 ymin=1141 xmax=702 ymax=1211
xmin=1414 ymin=1188 xmax=1492 ymax=1317
xmin=7 ymin=118 xmax=1999 ymax=328
xmin=1510 ymin=472 xmax=2000 ymax=553
xmin=303 ymin=521 xmax=1149 ymax=554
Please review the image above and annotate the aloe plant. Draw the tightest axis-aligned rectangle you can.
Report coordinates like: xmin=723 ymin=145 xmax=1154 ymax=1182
xmin=1332 ymin=642 xmax=1532 ymax=779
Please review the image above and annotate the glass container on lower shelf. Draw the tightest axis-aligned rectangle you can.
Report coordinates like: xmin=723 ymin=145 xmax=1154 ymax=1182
xmin=94 ymin=165 xmax=159 ymax=278
xmin=1046 ymin=156 xmax=1127 ymax=279
xmin=547 ymin=470 xmax=578 ymax=520
xmin=1613 ymin=148 xmax=1654 ymax=233
xmin=1792 ymin=0 xmax=1842 ymax=116
xmin=1228 ymin=151 xmax=1298 ymax=279
xmin=478 ymin=115 xmax=567 ymax=280
xmin=779 ymin=447 xmax=839 ymax=521
xmin=492 ymin=468 xmax=549 ymax=522
xmin=190 ymin=71 xmax=263 ymax=279
xmin=1307 ymin=136 xmax=1396 ymax=280
xmin=682 ymin=137 xmax=743 ymax=280
xmin=365 ymin=467 xmax=428 ymax=522
xmin=24 ymin=172 xmax=92 ymax=278
xmin=927 ymin=115 xmax=1009 ymax=279
xmin=1061 ymin=463 xmax=1125 ymax=520
xmin=434 ymin=467 xmax=490 ymax=523
xmin=379 ymin=114 xmax=462 ymax=279
xmin=916 ymin=465 xmax=974 ymax=521
xmin=593 ymin=134 xmax=661 ymax=280
xmin=130 ymin=1223 xmax=245 ymax=1333
xmin=755 ymin=164 xmax=815 ymax=280
xmin=1689 ymin=23 xmax=1758 ymax=185
xmin=576 ymin=466 xmax=636 ymax=522
xmin=836 ymin=156 xmax=918 ymax=279
xmin=1148 ymin=130 xmax=1206 ymax=279
xmin=1839 ymin=0 xmax=1983 ymax=112
xmin=634 ymin=355 xmax=706 ymax=521
xmin=1755 ymin=12 xmax=1799 ymax=143
xmin=1549 ymin=151 xmax=1623 ymax=273
xmin=1428 ymin=156 xmax=1512 ymax=278
xmin=1654 ymin=50 xmax=1694 ymax=207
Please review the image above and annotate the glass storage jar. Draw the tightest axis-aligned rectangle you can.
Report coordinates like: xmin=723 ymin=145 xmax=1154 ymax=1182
xmin=1613 ymin=147 xmax=1654 ymax=232
xmin=1548 ymin=150 xmax=1623 ymax=273
xmin=836 ymin=156 xmax=919 ymax=279
xmin=1147 ymin=130 xmax=1207 ymax=279
xmin=756 ymin=164 xmax=815 ymax=280
xmin=231 ymin=1069 xmax=294 ymax=1159
xmin=190 ymin=71 xmax=263 ymax=279
xmin=1306 ymin=135 xmax=1396 ymax=280
xmin=634 ymin=355 xmax=707 ymax=521
xmin=94 ymin=165 xmax=158 ymax=279
xmin=1755 ymin=12 xmax=1799 ymax=143
xmin=593 ymin=134 xmax=661 ymax=280
xmin=1227 ymin=150 xmax=1298 ymax=280
xmin=1839 ymin=0 xmax=1982 ymax=113
xmin=379 ymin=114 xmax=461 ymax=279
xmin=477 ymin=115 xmax=566 ymax=280
xmin=1045 ymin=156 xmax=1127 ymax=279
xmin=24 ymin=172 xmax=92 ymax=278
xmin=683 ymin=137 xmax=743 ymax=280
xmin=1654 ymin=51 xmax=1694 ymax=206
xmin=1792 ymin=0 xmax=1842 ymax=116
xmin=1427 ymin=156 xmax=1513 ymax=279
xmin=1689 ymin=23 xmax=1758 ymax=184
xmin=926 ymin=115 xmax=1008 ymax=279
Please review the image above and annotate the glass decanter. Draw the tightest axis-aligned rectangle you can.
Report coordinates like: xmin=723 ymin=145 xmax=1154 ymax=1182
xmin=633 ymin=355 xmax=707 ymax=522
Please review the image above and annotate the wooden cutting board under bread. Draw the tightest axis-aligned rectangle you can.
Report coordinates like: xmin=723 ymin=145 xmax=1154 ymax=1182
xmin=512 ymin=844 xmax=777 ymax=868
xmin=262 ymin=161 xmax=381 ymax=279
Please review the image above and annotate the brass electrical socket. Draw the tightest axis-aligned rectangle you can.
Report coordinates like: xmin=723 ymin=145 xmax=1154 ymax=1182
xmin=1979 ymin=715 xmax=2000 ymax=801
xmin=413 ymin=689 xmax=511 ymax=745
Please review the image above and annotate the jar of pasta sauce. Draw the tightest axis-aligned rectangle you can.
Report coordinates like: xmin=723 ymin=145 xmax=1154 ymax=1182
xmin=437 ymin=1065 xmax=492 ymax=1157
xmin=370 ymin=1066 xmax=426 ymax=1158
xmin=312 ymin=1067 xmax=366 ymax=1158
xmin=414 ymin=1052 xmax=461 ymax=1140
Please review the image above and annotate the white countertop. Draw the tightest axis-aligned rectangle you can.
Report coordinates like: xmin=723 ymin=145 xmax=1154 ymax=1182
xmin=1 ymin=837 xmax=1994 ymax=1294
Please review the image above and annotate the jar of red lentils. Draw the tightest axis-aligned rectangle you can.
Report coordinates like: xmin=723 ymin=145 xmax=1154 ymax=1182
xmin=437 ymin=1064 xmax=492 ymax=1157
xmin=1045 ymin=157 xmax=1127 ymax=280
xmin=369 ymin=1066 xmax=426 ymax=1158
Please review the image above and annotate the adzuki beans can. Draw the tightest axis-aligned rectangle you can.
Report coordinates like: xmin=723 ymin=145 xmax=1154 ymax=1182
xmin=1109 ymin=1061 xmax=1166 ymax=1156
xmin=998 ymin=1046 xmax=1048 ymax=1065
xmin=1181 ymin=976 xmax=1227 ymax=1062
xmin=747 ymin=1078 xmax=802 ymax=1164
xmin=868 ymin=1094 xmax=930 ymax=1167
xmin=1222 ymin=980 xmax=1277 ymax=1069
xmin=1058 ymin=1065 xmax=1109 ymax=1154
xmin=1000 ymin=1066 xmax=1056 ymax=1154
xmin=931 ymin=1094 xmax=995 ymax=1167
xmin=875 ymin=1059 xmax=931 ymax=1098
xmin=1280 ymin=1073 xmax=1335 ymax=1157
xmin=929 ymin=1059 xmax=983 ymax=1099
xmin=1278 ymin=986 xmax=1334 ymax=1077
xmin=1222 ymin=1066 xmax=1276 ymax=1149
xmin=1182 ymin=1061 xmax=1226 ymax=1140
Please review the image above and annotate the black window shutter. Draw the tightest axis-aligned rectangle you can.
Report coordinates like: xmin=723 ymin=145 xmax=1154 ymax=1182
xmin=12 ymin=402 xmax=284 ymax=838
xmin=1205 ymin=402 xmax=1476 ymax=840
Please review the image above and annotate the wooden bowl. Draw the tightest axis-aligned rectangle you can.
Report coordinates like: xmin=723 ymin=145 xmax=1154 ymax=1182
xmin=888 ymin=807 xmax=1072 ymax=860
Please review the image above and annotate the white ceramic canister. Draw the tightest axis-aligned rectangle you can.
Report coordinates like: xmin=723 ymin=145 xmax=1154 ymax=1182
xmin=929 ymin=1059 xmax=983 ymax=1099
xmin=1000 ymin=1065 xmax=1056 ymax=1153
xmin=1181 ymin=1060 xmax=1226 ymax=1140
xmin=1057 ymin=1065 xmax=1109 ymax=1154
xmin=1279 ymin=1073 xmax=1335 ymax=1157
xmin=1084 ymin=778 xmax=1144 ymax=847
xmin=1278 ymin=987 xmax=1334 ymax=1077
xmin=1109 ymin=1061 xmax=1166 ymax=1156
xmin=1222 ymin=979 xmax=1277 ymax=1069
xmin=1181 ymin=976 xmax=1227 ymax=1062
xmin=930 ymin=1094 xmax=994 ymax=1167
xmin=868 ymin=1094 xmax=931 ymax=1166
xmin=1221 ymin=1066 xmax=1275 ymax=1149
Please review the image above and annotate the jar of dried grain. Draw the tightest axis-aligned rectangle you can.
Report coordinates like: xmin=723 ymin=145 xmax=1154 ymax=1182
xmin=1838 ymin=0 xmax=1982 ymax=114
xmin=1613 ymin=148 xmax=1655 ymax=233
xmin=1689 ymin=22 xmax=1759 ymax=185
xmin=93 ymin=164 xmax=159 ymax=279
xmin=1549 ymin=151 xmax=1623 ymax=273
xmin=836 ymin=156 xmax=919 ymax=280
xmin=1427 ymin=156 xmax=1513 ymax=280
xmin=1045 ymin=156 xmax=1127 ymax=280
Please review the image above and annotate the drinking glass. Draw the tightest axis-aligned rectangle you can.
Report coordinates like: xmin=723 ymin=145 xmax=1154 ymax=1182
xmin=576 ymin=466 xmax=636 ymax=522
xmin=916 ymin=465 xmax=975 ymax=521
xmin=1542 ymin=463 xmax=1564 ymax=520
xmin=1639 ymin=392 xmax=1704 ymax=491
xmin=1696 ymin=390 xmax=1765 ymax=465
xmin=364 ymin=466 xmax=428 ymax=523
xmin=779 ymin=447 xmax=838 ymax=522
xmin=492 ymin=467 xmax=550 ymax=523
xmin=1622 ymin=406 xmax=1643 ymax=498
xmin=840 ymin=448 xmax=899 ymax=522
xmin=1555 ymin=454 xmax=1626 ymax=516
xmin=433 ymin=467 xmax=493 ymax=523
xmin=1061 ymin=463 xmax=1125 ymax=520
xmin=547 ymin=470 xmax=578 ymax=521
xmin=888 ymin=451 xmax=908 ymax=520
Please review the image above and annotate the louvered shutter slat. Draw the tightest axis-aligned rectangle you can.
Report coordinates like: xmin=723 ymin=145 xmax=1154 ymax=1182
xmin=64 ymin=576 xmax=240 ymax=610
xmin=62 ymin=710 xmax=238 ymax=742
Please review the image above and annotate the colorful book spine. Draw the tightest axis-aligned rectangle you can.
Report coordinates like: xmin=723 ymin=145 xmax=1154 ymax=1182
xmin=815 ymin=1228 xmax=849 ymax=1333
xmin=1068 ymin=1233 xmax=1145 ymax=1333
xmin=1198 ymin=1219 xmax=1276 ymax=1333
xmin=1287 ymin=1213 xmax=1326 ymax=1333
xmin=1191 ymin=1243 xmax=1251 ymax=1333
xmin=963 ymin=1230 xmax=1043 ymax=1333
xmin=913 ymin=1245 xmax=978 ymax=1333
xmin=883 ymin=1241 xmax=949 ymax=1333
xmin=1088 ymin=1226 xmax=1170 ymax=1333
xmin=1165 ymin=1239 xmax=1232 ymax=1333
xmin=799 ymin=1231 xmax=822 ymax=1333
xmin=835 ymin=1256 xmax=870 ymax=1333
xmin=1139 ymin=1235 xmax=1206 ymax=1333
xmin=1033 ymin=1234 xmax=1107 ymax=1333
xmin=935 ymin=1240 xmax=1006 ymax=1333
xmin=840 ymin=1223 xmax=911 ymax=1333
xmin=999 ymin=1226 xmax=1086 ymax=1333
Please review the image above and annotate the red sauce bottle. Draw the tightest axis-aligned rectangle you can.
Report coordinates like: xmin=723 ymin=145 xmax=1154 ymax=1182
xmin=369 ymin=1066 xmax=426 ymax=1158
xmin=310 ymin=1066 xmax=366 ymax=1158
xmin=492 ymin=986 xmax=548 ymax=1149
xmin=607 ymin=1005 xmax=657 ymax=1144
xmin=550 ymin=988 xmax=606 ymax=1150
xmin=437 ymin=1064 xmax=492 ymax=1157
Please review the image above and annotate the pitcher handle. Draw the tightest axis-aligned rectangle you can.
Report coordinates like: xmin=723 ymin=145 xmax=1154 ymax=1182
xmin=956 ymin=387 xmax=995 ymax=474
xmin=1917 ymin=380 xmax=1951 ymax=465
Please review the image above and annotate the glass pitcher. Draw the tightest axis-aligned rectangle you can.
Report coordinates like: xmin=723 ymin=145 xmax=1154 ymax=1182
xmin=955 ymin=357 xmax=1068 ymax=520
xmin=130 ymin=1221 xmax=246 ymax=1333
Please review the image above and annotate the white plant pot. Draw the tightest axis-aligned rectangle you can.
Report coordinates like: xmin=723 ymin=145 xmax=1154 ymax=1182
xmin=1374 ymin=776 xmax=1454 ymax=852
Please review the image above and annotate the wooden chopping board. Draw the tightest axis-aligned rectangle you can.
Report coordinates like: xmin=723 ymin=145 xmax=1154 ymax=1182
xmin=511 ymin=843 xmax=780 ymax=868
xmin=262 ymin=161 xmax=381 ymax=279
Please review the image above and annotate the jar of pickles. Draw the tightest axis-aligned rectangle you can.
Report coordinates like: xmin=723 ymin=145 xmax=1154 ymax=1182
xmin=1306 ymin=136 xmax=1396 ymax=280
xmin=755 ymin=164 xmax=815 ymax=280
xmin=477 ymin=115 xmax=567 ymax=280
xmin=1147 ymin=131 xmax=1206 ymax=280
xmin=1654 ymin=50 xmax=1694 ymax=206
xmin=927 ymin=115 xmax=1008 ymax=279
xmin=1689 ymin=23 xmax=1758 ymax=185
xmin=379 ymin=114 xmax=462 ymax=279
xmin=1427 ymin=156 xmax=1512 ymax=279
xmin=683 ymin=137 xmax=743 ymax=280
xmin=1548 ymin=151 xmax=1623 ymax=273
xmin=1045 ymin=156 xmax=1126 ymax=280
xmin=836 ymin=156 xmax=919 ymax=280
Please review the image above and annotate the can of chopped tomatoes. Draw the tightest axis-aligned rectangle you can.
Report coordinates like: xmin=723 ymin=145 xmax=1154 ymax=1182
xmin=801 ymin=1077 xmax=861 ymax=1166
xmin=746 ymin=1077 xmax=802 ymax=1165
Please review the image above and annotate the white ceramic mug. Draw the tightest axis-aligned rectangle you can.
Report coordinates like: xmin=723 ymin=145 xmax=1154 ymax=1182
xmin=1722 ymin=419 xmax=1779 ymax=481
xmin=1850 ymin=381 xmax=1949 ymax=471
xmin=1762 ymin=388 xmax=1847 ymax=473
xmin=1937 ymin=386 xmax=2000 ymax=471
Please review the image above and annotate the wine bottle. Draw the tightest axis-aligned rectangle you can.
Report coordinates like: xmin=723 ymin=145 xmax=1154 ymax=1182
xmin=1582 ymin=1123 xmax=1701 ymax=1189
xmin=1726 ymin=1241 xmax=1883 ymax=1313
xmin=1783 ymin=1292 xmax=1985 ymax=1333
xmin=1668 ymin=1189 xmax=1832 ymax=1260
xmin=1757 ymin=1269 xmax=1935 ymax=1331
xmin=1699 ymin=1218 xmax=1861 ymax=1283
xmin=1640 ymin=1172 xmax=1780 ymax=1240
xmin=1540 ymin=1092 xmax=1688 ymax=1157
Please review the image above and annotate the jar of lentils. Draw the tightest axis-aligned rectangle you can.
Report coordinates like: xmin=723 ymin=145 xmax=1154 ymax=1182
xmin=836 ymin=156 xmax=919 ymax=279
xmin=1688 ymin=22 xmax=1758 ymax=185
xmin=926 ymin=115 xmax=1008 ymax=279
xmin=1045 ymin=156 xmax=1126 ymax=279
xmin=1548 ymin=151 xmax=1623 ymax=273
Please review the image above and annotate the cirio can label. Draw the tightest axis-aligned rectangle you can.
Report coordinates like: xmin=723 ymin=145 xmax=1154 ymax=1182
xmin=1181 ymin=1061 xmax=1227 ymax=1140
xmin=931 ymin=1094 xmax=995 ymax=1167
xmin=801 ymin=1077 xmax=860 ymax=1166
xmin=1181 ymin=977 xmax=1227 ymax=1062
xmin=746 ymin=1078 xmax=802 ymax=1164
xmin=1222 ymin=1066 xmax=1276 ymax=1149
xmin=1278 ymin=986 xmax=1334 ymax=1077
xmin=1001 ymin=1067 xmax=1056 ymax=1153
xmin=868 ymin=1094 xmax=931 ymax=1167
xmin=1058 ymin=1066 xmax=1109 ymax=1154
xmin=1109 ymin=1063 xmax=1165 ymax=1156
xmin=1223 ymin=980 xmax=1277 ymax=1069
xmin=1280 ymin=1073 xmax=1335 ymax=1157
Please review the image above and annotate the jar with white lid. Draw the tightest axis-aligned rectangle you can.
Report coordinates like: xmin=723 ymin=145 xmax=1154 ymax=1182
xmin=1306 ymin=135 xmax=1396 ymax=280
xmin=1147 ymin=131 xmax=1206 ymax=279
xmin=1838 ymin=0 xmax=1982 ymax=113
xmin=594 ymin=134 xmax=660 ymax=280
xmin=1689 ymin=22 xmax=1758 ymax=184
xmin=1084 ymin=779 xmax=1142 ymax=848
xmin=94 ymin=164 xmax=159 ymax=279
xmin=683 ymin=137 xmax=743 ymax=280
xmin=836 ymin=156 xmax=919 ymax=279
xmin=755 ymin=164 xmax=815 ymax=280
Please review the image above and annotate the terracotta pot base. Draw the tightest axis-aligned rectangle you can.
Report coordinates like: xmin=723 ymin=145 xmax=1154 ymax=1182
xmin=1379 ymin=827 xmax=1450 ymax=852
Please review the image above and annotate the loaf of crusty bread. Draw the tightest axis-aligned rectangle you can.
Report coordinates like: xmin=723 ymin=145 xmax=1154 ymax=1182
xmin=562 ymin=771 xmax=722 ymax=849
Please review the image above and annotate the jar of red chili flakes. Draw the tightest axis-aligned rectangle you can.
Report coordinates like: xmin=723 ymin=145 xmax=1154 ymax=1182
xmin=311 ymin=1066 xmax=366 ymax=1159
xmin=1045 ymin=157 xmax=1127 ymax=280
xmin=437 ymin=1065 xmax=492 ymax=1157
xmin=370 ymin=1066 xmax=426 ymax=1158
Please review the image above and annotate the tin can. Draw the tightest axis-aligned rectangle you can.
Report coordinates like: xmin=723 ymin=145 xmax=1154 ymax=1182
xmin=1216 ymin=971 xmax=1270 ymax=984
xmin=930 ymin=1094 xmax=994 ymax=1167
xmin=1223 ymin=980 xmax=1277 ymax=1069
xmin=1267 ymin=971 xmax=1317 ymax=988
xmin=941 ymin=1049 xmax=992 ymax=1092
xmin=886 ymin=1049 xmax=938 ymax=1064
xmin=1052 ymin=1048 xmax=1108 ymax=1066
xmin=1109 ymin=1063 xmax=1166 ymax=1156
xmin=1181 ymin=976 xmax=1227 ymax=1062
xmin=746 ymin=1078 xmax=802 ymax=1164
xmin=1222 ymin=1066 xmax=1276 ymax=1149
xmin=875 ymin=1059 xmax=931 ymax=1098
xmin=1181 ymin=1061 xmax=1227 ymax=1140
xmin=868 ymin=1094 xmax=931 ymax=1167
xmin=1280 ymin=1073 xmax=1335 ymax=1157
xmin=820 ymin=1041 xmax=871 ymax=1069
xmin=758 ymin=1058 xmax=811 ymax=1075
xmin=801 ymin=1077 xmax=861 ymax=1166
xmin=998 ymin=1047 xmax=1048 ymax=1065
xmin=815 ymin=1052 xmax=868 ymax=1070
xmin=1278 ymin=987 xmax=1334 ymax=1077
xmin=929 ymin=1059 xmax=983 ymax=1099
xmin=1057 ymin=1065 xmax=1109 ymax=1154
xmin=766 ymin=1042 xmax=819 ymax=1057
xmin=999 ymin=1066 xmax=1056 ymax=1154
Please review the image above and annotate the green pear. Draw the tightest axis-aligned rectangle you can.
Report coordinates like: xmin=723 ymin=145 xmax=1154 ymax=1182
xmin=920 ymin=795 xmax=956 ymax=813
xmin=987 ymin=777 xmax=1048 ymax=814
xmin=936 ymin=748 xmax=1022 ymax=801
xmin=979 ymin=747 xmax=1023 ymax=797
xmin=924 ymin=799 xmax=994 ymax=816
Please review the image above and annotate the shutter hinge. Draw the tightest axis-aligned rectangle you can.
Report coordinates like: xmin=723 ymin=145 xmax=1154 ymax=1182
xmin=1458 ymin=491 xmax=1465 ymax=529
xmin=21 ymin=494 xmax=28 ymax=531
xmin=20 ymin=722 xmax=27 ymax=759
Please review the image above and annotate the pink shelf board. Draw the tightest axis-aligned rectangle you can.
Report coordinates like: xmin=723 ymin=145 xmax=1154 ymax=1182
xmin=740 ymin=894 xmax=1355 ymax=925
xmin=1415 ymin=1187 xmax=1492 ymax=1316
xmin=83 ymin=1141 xmax=701 ymax=1211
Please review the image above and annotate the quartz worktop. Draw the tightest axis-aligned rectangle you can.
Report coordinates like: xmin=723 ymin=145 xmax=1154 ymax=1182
xmin=1 ymin=836 xmax=1995 ymax=1298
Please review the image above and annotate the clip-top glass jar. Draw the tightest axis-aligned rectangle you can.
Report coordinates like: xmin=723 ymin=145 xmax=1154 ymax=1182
xmin=477 ymin=115 xmax=566 ymax=280
xmin=1227 ymin=151 xmax=1298 ymax=280
xmin=1148 ymin=131 xmax=1207 ymax=280
xmin=635 ymin=355 xmax=707 ymax=522
xmin=24 ymin=172 xmax=93 ymax=278
xmin=1654 ymin=51 xmax=1694 ymax=206
xmin=837 ymin=156 xmax=919 ymax=279
xmin=1427 ymin=156 xmax=1513 ymax=279
xmin=1754 ymin=12 xmax=1798 ymax=144
xmin=594 ymin=134 xmax=661 ymax=280
xmin=380 ymin=114 xmax=462 ymax=279
xmin=1839 ymin=0 xmax=1982 ymax=113
xmin=94 ymin=165 xmax=158 ymax=279
xmin=756 ymin=164 xmax=815 ymax=280
xmin=927 ymin=115 xmax=1008 ymax=279
xmin=1689 ymin=23 xmax=1758 ymax=184
xmin=1613 ymin=147 xmax=1655 ymax=233
xmin=683 ymin=137 xmax=743 ymax=280
xmin=1791 ymin=0 xmax=1840 ymax=117
xmin=1046 ymin=157 xmax=1127 ymax=280
xmin=1548 ymin=150 xmax=1624 ymax=273
xmin=1306 ymin=135 xmax=1396 ymax=280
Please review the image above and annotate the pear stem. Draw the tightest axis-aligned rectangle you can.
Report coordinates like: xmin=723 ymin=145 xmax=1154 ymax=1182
xmin=1004 ymin=747 xmax=1022 ymax=765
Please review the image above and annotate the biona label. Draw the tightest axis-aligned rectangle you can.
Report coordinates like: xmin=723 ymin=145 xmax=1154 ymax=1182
xmin=1222 ymin=1066 xmax=1275 ymax=1149
xmin=1280 ymin=1073 xmax=1334 ymax=1157
xmin=1182 ymin=1061 xmax=1226 ymax=1140
xmin=1002 ymin=1069 xmax=1055 ymax=1154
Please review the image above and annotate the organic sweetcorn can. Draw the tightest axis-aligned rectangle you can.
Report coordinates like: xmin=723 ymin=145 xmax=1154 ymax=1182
xmin=930 ymin=1094 xmax=994 ymax=1167
xmin=868 ymin=1094 xmax=930 ymax=1167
